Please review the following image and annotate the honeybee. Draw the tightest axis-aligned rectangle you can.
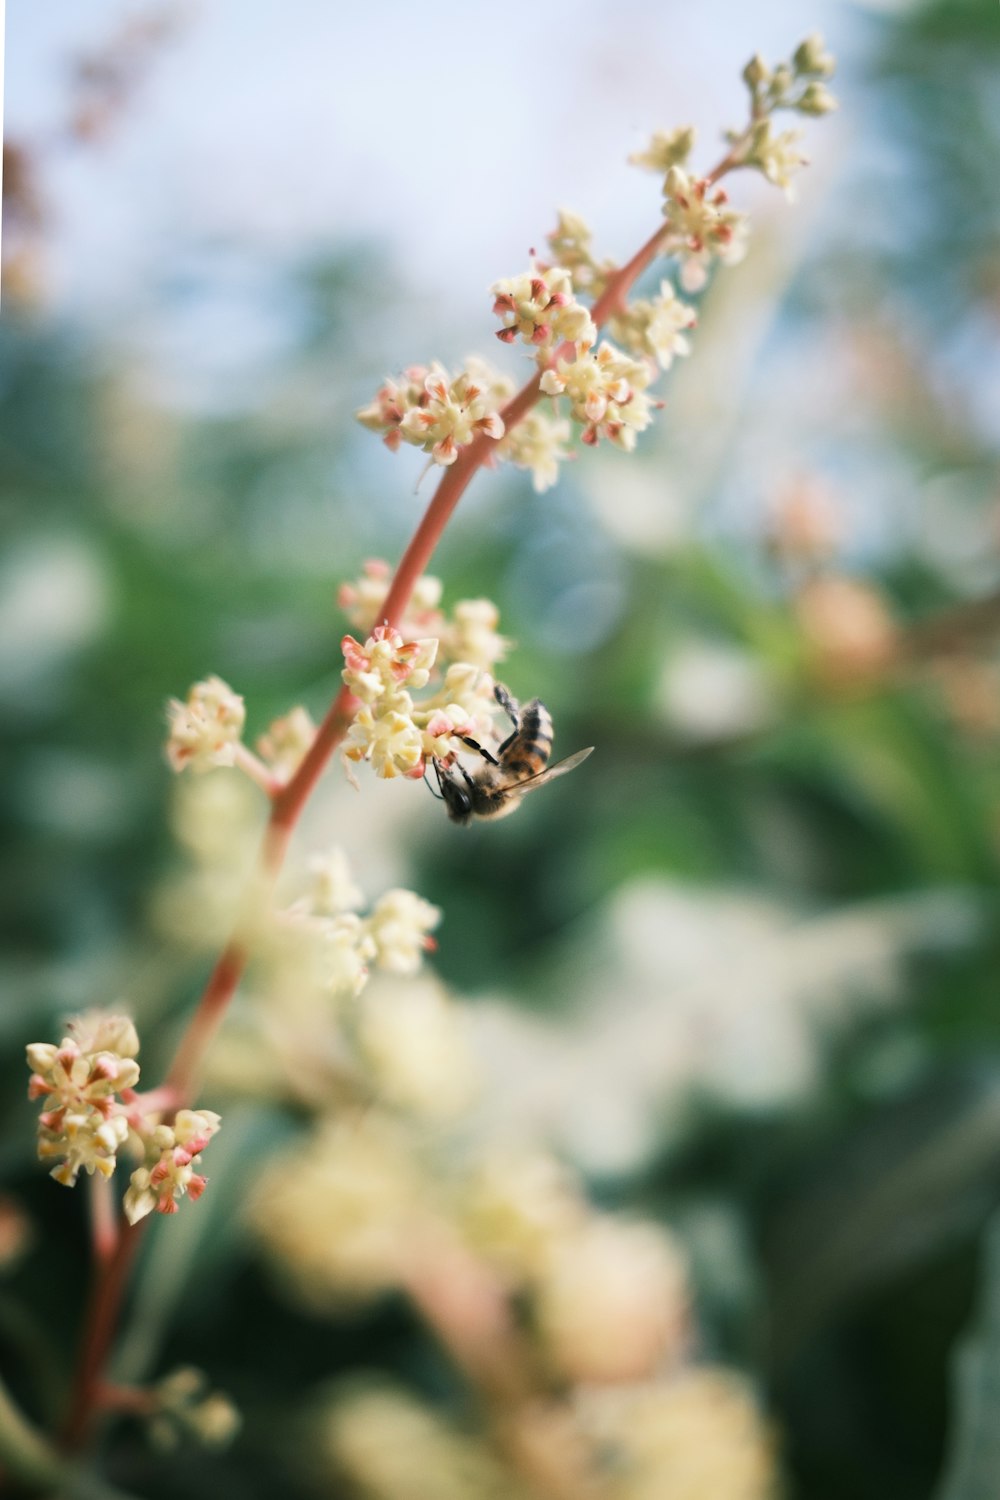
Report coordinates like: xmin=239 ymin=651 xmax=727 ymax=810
xmin=432 ymin=682 xmax=593 ymax=825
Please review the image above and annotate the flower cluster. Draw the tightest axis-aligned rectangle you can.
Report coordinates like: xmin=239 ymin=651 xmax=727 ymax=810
xmin=148 ymin=1368 xmax=241 ymax=1452
xmin=490 ymin=265 xmax=595 ymax=354
xmin=166 ymin=676 xmax=246 ymax=775
xmin=338 ymin=559 xmax=444 ymax=640
xmin=541 ymin=341 xmax=657 ymax=450
xmin=27 ymin=1013 xmax=140 ymax=1187
xmin=26 ymin=1009 xmax=223 ymax=1221
xmin=338 ymin=567 xmax=512 ymax=784
xmin=287 ymin=845 xmax=441 ymax=1003
xmin=356 ymin=362 xmax=505 ymax=468
xmin=546 ymin=208 xmax=616 ymax=299
xmin=730 ymin=35 xmax=837 ymax=201
xmin=357 ymin=40 xmax=834 ymax=497
xmin=660 ymin=167 xmax=749 ymax=292
xmin=166 ymin=675 xmax=318 ymax=792
xmin=124 ymin=1108 xmax=221 ymax=1224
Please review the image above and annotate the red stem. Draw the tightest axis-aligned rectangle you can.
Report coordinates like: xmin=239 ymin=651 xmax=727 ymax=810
xmin=61 ymin=154 xmax=740 ymax=1447
xmin=61 ymin=1224 xmax=142 ymax=1448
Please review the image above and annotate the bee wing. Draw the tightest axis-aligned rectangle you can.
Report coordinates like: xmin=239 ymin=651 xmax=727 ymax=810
xmin=514 ymin=746 xmax=594 ymax=795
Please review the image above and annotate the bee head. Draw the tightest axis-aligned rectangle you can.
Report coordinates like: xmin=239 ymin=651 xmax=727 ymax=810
xmin=432 ymin=759 xmax=473 ymax=825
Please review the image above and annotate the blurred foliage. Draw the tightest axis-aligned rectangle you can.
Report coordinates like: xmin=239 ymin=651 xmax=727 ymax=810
xmin=3 ymin=0 xmax=1000 ymax=1497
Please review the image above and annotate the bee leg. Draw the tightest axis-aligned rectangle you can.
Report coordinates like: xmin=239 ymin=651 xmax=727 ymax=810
xmin=458 ymin=734 xmax=500 ymax=767
xmin=493 ymin=682 xmax=521 ymax=729
xmin=424 ymin=764 xmax=446 ymax=801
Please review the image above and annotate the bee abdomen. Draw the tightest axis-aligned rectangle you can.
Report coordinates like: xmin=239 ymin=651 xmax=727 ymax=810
xmin=500 ymin=698 xmax=553 ymax=781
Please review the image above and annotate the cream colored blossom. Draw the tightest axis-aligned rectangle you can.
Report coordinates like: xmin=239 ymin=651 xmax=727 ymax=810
xmin=628 ymin=125 xmax=697 ymax=175
xmin=322 ymin=911 xmax=377 ymax=999
xmin=581 ymin=1370 xmax=777 ymax=1500
xmin=365 ymin=889 xmax=441 ymax=975
xmin=251 ymin=1115 xmax=429 ymax=1305
xmin=402 ymin=365 xmax=505 ymax=467
xmin=662 ymin=167 xmax=749 ymax=290
xmin=541 ymin=342 xmax=656 ymax=451
xmin=309 ymin=846 xmax=364 ymax=916
xmin=166 ymin=676 xmax=246 ymax=774
xmin=355 ymin=366 xmax=431 ymax=452
xmin=150 ymin=1368 xmax=241 ymax=1452
xmin=458 ymin=1150 xmax=586 ymax=1283
xmin=342 ymin=627 xmax=438 ymax=705
xmin=534 ymin=1218 xmax=689 ymax=1384
xmin=491 ymin=265 xmax=595 ymax=354
xmin=338 ymin=559 xmax=444 ymax=639
xmin=359 ymin=363 xmax=506 ymax=467
xmin=124 ymin=1108 xmax=221 ymax=1224
xmin=612 ymin=281 xmax=696 ymax=370
xmin=343 ymin=700 xmax=426 ymax=780
xmin=27 ymin=1012 xmax=140 ymax=1187
xmin=356 ymin=977 xmax=477 ymax=1120
xmin=546 ymin=209 xmax=612 ymax=297
xmin=318 ymin=1382 xmax=517 ymax=1500
xmin=256 ymin=706 xmax=316 ymax=780
xmin=442 ymin=600 xmax=511 ymax=673
xmin=498 ymin=409 xmax=573 ymax=493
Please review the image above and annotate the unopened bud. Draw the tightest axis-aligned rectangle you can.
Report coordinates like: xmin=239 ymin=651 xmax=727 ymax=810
xmin=742 ymin=53 xmax=770 ymax=91
xmin=798 ymin=81 xmax=838 ymax=116
xmin=793 ymin=33 xmax=836 ymax=78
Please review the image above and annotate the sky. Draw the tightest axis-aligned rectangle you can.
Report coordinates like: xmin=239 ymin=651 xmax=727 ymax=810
xmin=6 ymin=0 xmax=863 ymax=332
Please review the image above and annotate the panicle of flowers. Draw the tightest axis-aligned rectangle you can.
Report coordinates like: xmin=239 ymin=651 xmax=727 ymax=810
xmin=540 ymin=341 xmax=657 ymax=450
xmin=124 ymin=1108 xmax=221 ymax=1224
xmin=26 ymin=1012 xmax=140 ymax=1187
xmin=357 ymin=361 xmax=505 ymax=469
xmin=166 ymin=675 xmax=246 ymax=774
xmin=490 ymin=264 xmax=595 ymax=356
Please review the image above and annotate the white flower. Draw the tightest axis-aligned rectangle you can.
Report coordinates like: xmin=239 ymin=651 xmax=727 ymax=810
xmin=356 ymin=977 xmax=477 ymax=1119
xmin=535 ymin=1218 xmax=689 ymax=1384
xmin=338 ymin=559 xmax=444 ymax=639
xmin=343 ymin=700 xmax=426 ymax=780
xmin=498 ymin=409 xmax=573 ymax=493
xmin=643 ymin=282 xmax=697 ymax=368
xmin=251 ymin=1115 xmax=428 ymax=1303
xmin=257 ymin=706 xmax=317 ymax=779
xmin=365 ymin=889 xmax=441 ymax=975
xmin=491 ymin=265 xmax=596 ymax=353
xmin=341 ymin=627 xmax=438 ymax=704
xmin=662 ymin=167 xmax=749 ymax=285
xmin=322 ymin=911 xmax=377 ymax=999
xmin=124 ymin=1109 xmax=221 ymax=1224
xmin=308 ymin=847 xmax=364 ymax=916
xmin=628 ymin=125 xmax=697 ymax=174
xmin=541 ymin=341 xmax=656 ymax=451
xmin=166 ymin=676 xmax=246 ymax=774
xmin=442 ymin=600 xmax=511 ymax=673
xmin=27 ymin=1011 xmax=141 ymax=1187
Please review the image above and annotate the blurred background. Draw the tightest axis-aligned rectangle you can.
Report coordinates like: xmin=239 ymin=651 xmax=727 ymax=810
xmin=3 ymin=1 xmax=1000 ymax=1496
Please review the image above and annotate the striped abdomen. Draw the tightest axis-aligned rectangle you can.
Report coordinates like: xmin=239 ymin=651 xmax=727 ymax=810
xmin=499 ymin=698 xmax=553 ymax=783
